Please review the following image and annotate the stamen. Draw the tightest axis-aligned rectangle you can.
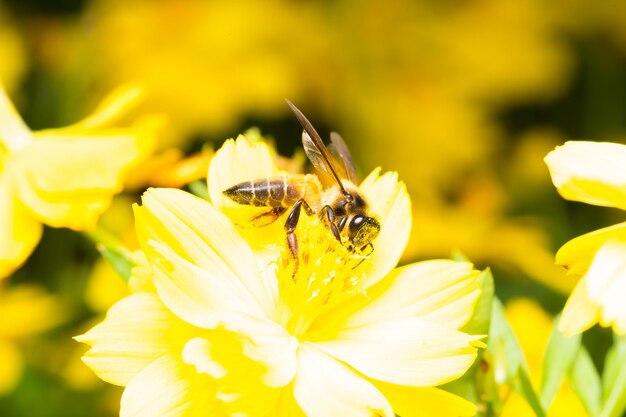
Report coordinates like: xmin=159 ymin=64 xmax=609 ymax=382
xmin=276 ymin=215 xmax=370 ymax=337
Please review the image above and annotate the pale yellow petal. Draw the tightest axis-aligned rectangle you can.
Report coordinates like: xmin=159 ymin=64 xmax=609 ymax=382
xmin=0 ymin=84 xmax=31 ymax=153
xmin=545 ymin=141 xmax=626 ymax=210
xmin=580 ymin=240 xmax=626 ymax=333
xmin=207 ymin=134 xmax=286 ymax=257
xmin=293 ymin=342 xmax=394 ymax=417
xmin=0 ymin=340 xmax=23 ymax=395
xmin=69 ymin=84 xmax=144 ymax=130
xmin=358 ymin=168 xmax=412 ymax=288
xmin=76 ymin=293 xmax=196 ymax=386
xmin=208 ymin=134 xmax=280 ymax=210
xmin=0 ymin=173 xmax=42 ymax=279
xmin=145 ymin=239 xmax=266 ymax=326
xmin=313 ymin=318 xmax=480 ymax=387
xmin=559 ymin=278 xmax=600 ymax=336
xmin=182 ymin=328 xmax=292 ymax=416
xmin=269 ymin=388 xmax=307 ymax=417
xmin=13 ymin=132 xmax=142 ymax=230
xmin=311 ymin=260 xmax=480 ymax=334
xmin=135 ymin=188 xmax=276 ymax=320
xmin=555 ymin=222 xmax=626 ymax=275
xmin=120 ymin=353 xmax=224 ymax=417
xmin=182 ymin=316 xmax=297 ymax=388
xmin=375 ymin=382 xmax=477 ymax=417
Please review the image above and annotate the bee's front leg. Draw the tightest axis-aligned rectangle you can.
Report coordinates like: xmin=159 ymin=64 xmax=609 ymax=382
xmin=320 ymin=205 xmax=341 ymax=242
xmin=284 ymin=199 xmax=312 ymax=263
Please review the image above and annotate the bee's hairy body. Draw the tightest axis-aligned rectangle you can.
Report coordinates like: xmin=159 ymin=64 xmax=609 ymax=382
xmin=224 ymin=174 xmax=322 ymax=209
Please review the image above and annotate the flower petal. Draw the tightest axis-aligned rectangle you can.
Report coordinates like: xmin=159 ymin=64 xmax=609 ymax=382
xmin=76 ymin=292 xmax=196 ymax=386
xmin=560 ymin=239 xmax=626 ymax=335
xmin=13 ymin=131 xmax=142 ymax=230
xmin=135 ymin=188 xmax=276 ymax=321
xmin=182 ymin=327 xmax=294 ymax=416
xmin=374 ymin=382 xmax=477 ymax=417
xmin=207 ymin=134 xmax=286 ymax=258
xmin=269 ymin=389 xmax=307 ymax=417
xmin=145 ymin=239 xmax=266 ymax=326
xmin=573 ymin=239 xmax=626 ymax=334
xmin=358 ymin=168 xmax=412 ymax=287
xmin=208 ymin=133 xmax=281 ymax=211
xmin=311 ymin=260 xmax=481 ymax=334
xmin=182 ymin=316 xmax=297 ymax=389
xmin=120 ymin=353 xmax=223 ymax=417
xmin=0 ymin=84 xmax=32 ymax=153
xmin=559 ymin=277 xmax=600 ymax=336
xmin=313 ymin=317 xmax=481 ymax=387
xmin=68 ymin=84 xmax=144 ymax=130
xmin=555 ymin=222 xmax=626 ymax=275
xmin=293 ymin=342 xmax=394 ymax=417
xmin=0 ymin=173 xmax=42 ymax=279
xmin=545 ymin=141 xmax=626 ymax=210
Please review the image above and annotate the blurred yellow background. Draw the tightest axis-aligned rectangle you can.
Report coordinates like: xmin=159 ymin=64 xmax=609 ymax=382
xmin=1 ymin=0 xmax=626 ymax=415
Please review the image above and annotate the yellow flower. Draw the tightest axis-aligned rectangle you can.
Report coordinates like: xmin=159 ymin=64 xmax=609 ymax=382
xmin=0 ymin=284 xmax=65 ymax=395
xmin=0 ymin=83 xmax=159 ymax=279
xmin=545 ymin=141 xmax=626 ymax=335
xmin=78 ymin=136 xmax=484 ymax=416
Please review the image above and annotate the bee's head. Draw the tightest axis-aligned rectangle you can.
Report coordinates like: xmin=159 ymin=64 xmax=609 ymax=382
xmin=347 ymin=214 xmax=380 ymax=252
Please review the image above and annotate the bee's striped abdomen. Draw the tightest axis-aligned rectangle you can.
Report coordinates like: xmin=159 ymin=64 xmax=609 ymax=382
xmin=223 ymin=176 xmax=309 ymax=208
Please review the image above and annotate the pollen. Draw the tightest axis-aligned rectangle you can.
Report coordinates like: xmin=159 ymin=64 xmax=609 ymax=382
xmin=276 ymin=214 xmax=370 ymax=338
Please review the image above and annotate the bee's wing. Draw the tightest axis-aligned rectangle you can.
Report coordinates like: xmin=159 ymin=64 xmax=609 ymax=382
xmin=329 ymin=131 xmax=357 ymax=183
xmin=287 ymin=99 xmax=348 ymax=193
xmin=302 ymin=131 xmax=339 ymax=187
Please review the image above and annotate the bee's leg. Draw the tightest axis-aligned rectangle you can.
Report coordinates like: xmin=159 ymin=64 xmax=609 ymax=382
xmin=361 ymin=240 xmax=375 ymax=257
xmin=250 ymin=207 xmax=286 ymax=227
xmin=284 ymin=199 xmax=308 ymax=262
xmin=351 ymin=241 xmax=374 ymax=269
xmin=337 ymin=216 xmax=348 ymax=232
xmin=320 ymin=205 xmax=341 ymax=242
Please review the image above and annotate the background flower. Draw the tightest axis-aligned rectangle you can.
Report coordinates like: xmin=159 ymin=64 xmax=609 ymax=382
xmin=0 ymin=83 xmax=160 ymax=279
xmin=545 ymin=141 xmax=626 ymax=335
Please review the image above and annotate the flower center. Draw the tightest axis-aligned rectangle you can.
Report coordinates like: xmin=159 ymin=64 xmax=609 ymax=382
xmin=275 ymin=214 xmax=369 ymax=338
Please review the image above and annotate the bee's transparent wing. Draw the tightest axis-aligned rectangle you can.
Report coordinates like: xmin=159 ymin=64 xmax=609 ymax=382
xmin=288 ymin=99 xmax=349 ymax=192
xmin=329 ymin=131 xmax=356 ymax=183
xmin=302 ymin=131 xmax=337 ymax=186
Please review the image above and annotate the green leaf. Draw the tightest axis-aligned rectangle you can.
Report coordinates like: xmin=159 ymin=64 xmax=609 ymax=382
xmin=85 ymin=227 xmax=135 ymax=282
xmin=489 ymin=298 xmax=527 ymax=381
xmin=96 ymin=243 xmax=135 ymax=282
xmin=603 ymin=334 xmax=626 ymax=400
xmin=462 ymin=268 xmax=494 ymax=336
xmin=450 ymin=250 xmax=470 ymax=263
xmin=569 ymin=346 xmax=602 ymax=417
xmin=445 ymin=268 xmax=494 ymax=408
xmin=188 ymin=180 xmax=210 ymax=201
xmin=516 ymin=367 xmax=547 ymax=417
xmin=539 ymin=315 xmax=582 ymax=410
xmin=600 ymin=334 xmax=626 ymax=417
xmin=488 ymin=298 xmax=546 ymax=417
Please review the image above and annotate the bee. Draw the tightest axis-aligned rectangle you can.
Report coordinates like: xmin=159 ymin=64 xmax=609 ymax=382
xmin=223 ymin=100 xmax=380 ymax=263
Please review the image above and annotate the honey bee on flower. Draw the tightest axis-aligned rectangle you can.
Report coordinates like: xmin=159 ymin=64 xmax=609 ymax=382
xmin=223 ymin=101 xmax=380 ymax=264
xmin=78 ymin=119 xmax=485 ymax=416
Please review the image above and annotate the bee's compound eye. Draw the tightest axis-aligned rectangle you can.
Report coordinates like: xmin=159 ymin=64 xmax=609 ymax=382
xmin=349 ymin=214 xmax=366 ymax=235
